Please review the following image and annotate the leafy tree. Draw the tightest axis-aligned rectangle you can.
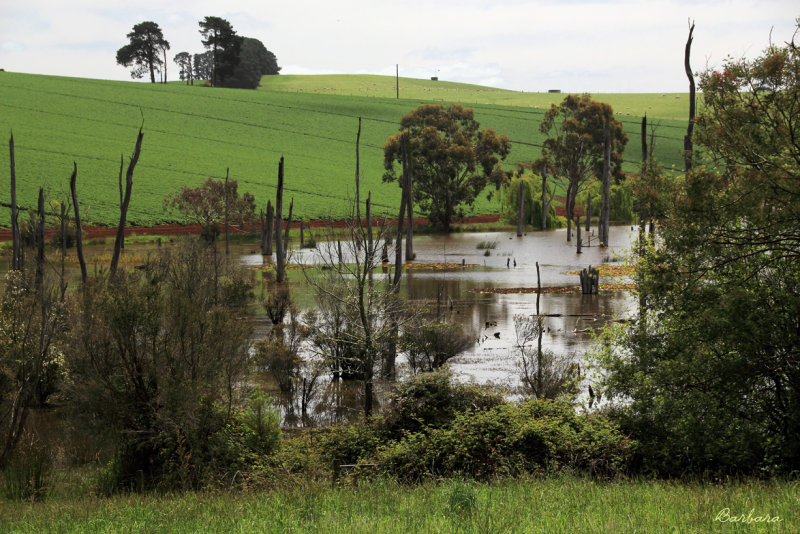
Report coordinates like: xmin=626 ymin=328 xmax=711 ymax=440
xmin=537 ymin=94 xmax=627 ymax=241
xmin=164 ymin=177 xmax=256 ymax=242
xmin=198 ymin=16 xmax=243 ymax=87
xmin=598 ymin=22 xmax=800 ymax=475
xmin=383 ymin=104 xmax=511 ymax=231
xmin=173 ymin=51 xmax=194 ymax=85
xmin=116 ymin=21 xmax=169 ymax=84
xmin=194 ymin=51 xmax=213 ymax=81
xmin=221 ymin=37 xmax=281 ymax=89
xmin=67 ymin=240 xmax=256 ymax=491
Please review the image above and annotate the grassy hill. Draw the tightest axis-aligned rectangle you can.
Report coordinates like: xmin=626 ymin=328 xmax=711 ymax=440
xmin=0 ymin=72 xmax=690 ymax=228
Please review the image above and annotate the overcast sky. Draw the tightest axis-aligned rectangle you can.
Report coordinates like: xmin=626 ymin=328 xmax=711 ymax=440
xmin=1 ymin=1 xmax=797 ymax=93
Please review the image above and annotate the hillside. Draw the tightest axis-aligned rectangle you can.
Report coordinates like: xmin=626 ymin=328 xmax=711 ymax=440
xmin=0 ymin=72 xmax=689 ymax=228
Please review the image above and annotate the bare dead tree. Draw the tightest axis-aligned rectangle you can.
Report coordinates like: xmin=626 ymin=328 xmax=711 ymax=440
xmin=599 ymin=121 xmax=611 ymax=247
xmin=517 ymin=180 xmax=525 ymax=237
xmin=69 ymin=162 xmax=87 ymax=285
xmin=9 ymin=130 xmax=20 ymax=271
xmin=275 ymin=157 xmax=285 ymax=283
xmin=224 ymin=167 xmax=230 ymax=256
xmin=110 ymin=126 xmax=143 ymax=277
xmin=540 ymin=164 xmax=555 ymax=230
xmin=684 ymin=20 xmax=696 ymax=173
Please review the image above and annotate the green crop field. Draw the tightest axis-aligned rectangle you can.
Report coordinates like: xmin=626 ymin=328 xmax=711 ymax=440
xmin=0 ymin=72 xmax=690 ymax=228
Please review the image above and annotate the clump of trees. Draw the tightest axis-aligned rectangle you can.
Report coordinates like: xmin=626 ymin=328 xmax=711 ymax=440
xmin=117 ymin=17 xmax=280 ymax=88
xmin=597 ymin=22 xmax=800 ymax=476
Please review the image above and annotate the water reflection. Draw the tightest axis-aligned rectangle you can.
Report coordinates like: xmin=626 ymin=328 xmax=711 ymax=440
xmin=247 ymin=226 xmax=638 ymax=424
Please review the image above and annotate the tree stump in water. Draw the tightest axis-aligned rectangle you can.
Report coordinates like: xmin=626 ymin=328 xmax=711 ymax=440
xmin=579 ymin=266 xmax=599 ymax=294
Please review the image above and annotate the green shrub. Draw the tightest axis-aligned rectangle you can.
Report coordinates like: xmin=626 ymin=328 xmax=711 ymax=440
xmin=442 ymin=479 xmax=478 ymax=515
xmin=238 ymin=388 xmax=282 ymax=455
xmin=376 ymin=399 xmax=633 ymax=481
xmin=382 ymin=369 xmax=503 ymax=438
xmin=317 ymin=419 xmax=387 ymax=473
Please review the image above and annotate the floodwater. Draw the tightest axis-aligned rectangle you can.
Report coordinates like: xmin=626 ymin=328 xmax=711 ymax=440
xmin=240 ymin=226 xmax=638 ymax=422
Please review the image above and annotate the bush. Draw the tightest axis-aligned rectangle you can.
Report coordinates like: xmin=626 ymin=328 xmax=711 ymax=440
xmin=376 ymin=399 xmax=633 ymax=481
xmin=382 ymin=369 xmax=503 ymax=438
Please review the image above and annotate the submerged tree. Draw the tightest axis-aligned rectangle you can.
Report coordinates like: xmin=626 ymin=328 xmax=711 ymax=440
xmin=537 ymin=95 xmax=627 ymax=241
xmin=116 ymin=21 xmax=170 ymax=84
xmin=164 ymin=177 xmax=256 ymax=243
xmin=383 ymin=104 xmax=511 ymax=232
xmin=599 ymin=22 xmax=800 ymax=475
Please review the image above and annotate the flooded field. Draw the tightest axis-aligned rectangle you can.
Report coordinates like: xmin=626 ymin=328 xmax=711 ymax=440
xmin=241 ymin=225 xmax=638 ymax=419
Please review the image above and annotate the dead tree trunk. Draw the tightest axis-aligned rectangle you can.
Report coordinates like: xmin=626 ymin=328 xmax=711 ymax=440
xmin=355 ymin=117 xmax=362 ymax=250
xmin=110 ymin=127 xmax=143 ymax=277
xmin=585 ymin=193 xmax=591 ymax=231
xmin=576 ymin=215 xmax=582 ymax=254
xmin=599 ymin=122 xmax=611 ymax=248
xmin=405 ymin=156 xmax=414 ymax=260
xmin=517 ymin=180 xmax=524 ymax=237
xmin=579 ymin=266 xmax=599 ymax=295
xmin=385 ymin=166 xmax=408 ymax=380
xmin=69 ymin=163 xmax=87 ymax=285
xmin=9 ymin=131 xmax=20 ymax=271
xmin=224 ymin=168 xmax=230 ymax=257
xmin=541 ymin=164 xmax=554 ymax=230
xmin=275 ymin=157 xmax=285 ymax=283
xmin=117 ymin=155 xmax=124 ymax=251
xmin=284 ymin=197 xmax=293 ymax=250
xmin=263 ymin=201 xmax=274 ymax=255
xmin=34 ymin=188 xmax=45 ymax=292
xmin=684 ymin=21 xmax=696 ymax=173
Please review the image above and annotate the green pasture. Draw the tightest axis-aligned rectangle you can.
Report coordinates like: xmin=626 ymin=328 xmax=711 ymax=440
xmin=0 ymin=72 xmax=689 ymax=228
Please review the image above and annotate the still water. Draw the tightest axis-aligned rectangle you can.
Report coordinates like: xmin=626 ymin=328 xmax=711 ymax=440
xmin=239 ymin=226 xmax=638 ymax=421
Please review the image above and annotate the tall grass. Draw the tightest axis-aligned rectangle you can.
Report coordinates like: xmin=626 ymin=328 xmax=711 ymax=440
xmin=0 ymin=475 xmax=796 ymax=532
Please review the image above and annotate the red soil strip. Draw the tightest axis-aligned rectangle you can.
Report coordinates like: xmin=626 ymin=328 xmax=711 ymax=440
xmin=0 ymin=214 xmax=501 ymax=242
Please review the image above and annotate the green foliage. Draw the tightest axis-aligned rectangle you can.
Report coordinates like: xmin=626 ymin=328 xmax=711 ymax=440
xmin=501 ymin=171 xmax=561 ymax=228
xmin=442 ymin=479 xmax=477 ymax=515
xmin=1 ymin=435 xmax=52 ymax=501
xmin=376 ymin=399 xmax=633 ymax=481
xmin=163 ymin=177 xmax=256 ymax=243
xmin=198 ymin=16 xmax=242 ymax=87
xmin=116 ymin=21 xmax=169 ymax=84
xmin=237 ymin=388 xmax=282 ymax=455
xmin=381 ymin=369 xmax=503 ymax=438
xmin=317 ymin=419 xmax=387 ymax=472
xmin=67 ymin=239 xmax=255 ymax=491
xmin=600 ymin=22 xmax=800 ymax=476
xmin=222 ymin=37 xmax=280 ymax=89
xmin=383 ymin=104 xmax=512 ymax=231
xmin=609 ymin=180 xmax=635 ymax=224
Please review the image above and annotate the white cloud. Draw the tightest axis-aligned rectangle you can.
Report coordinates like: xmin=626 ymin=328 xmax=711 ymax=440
xmin=0 ymin=0 xmax=797 ymax=90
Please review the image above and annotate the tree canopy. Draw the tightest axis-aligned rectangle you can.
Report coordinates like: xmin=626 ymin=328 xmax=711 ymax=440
xmin=537 ymin=94 xmax=627 ymax=239
xmin=221 ymin=37 xmax=281 ymax=89
xmin=599 ymin=22 xmax=800 ymax=475
xmin=116 ymin=21 xmax=170 ymax=84
xmin=383 ymin=104 xmax=511 ymax=231
xmin=198 ymin=16 xmax=243 ymax=86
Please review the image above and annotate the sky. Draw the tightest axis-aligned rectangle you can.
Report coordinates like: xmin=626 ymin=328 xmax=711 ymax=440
xmin=0 ymin=1 xmax=797 ymax=93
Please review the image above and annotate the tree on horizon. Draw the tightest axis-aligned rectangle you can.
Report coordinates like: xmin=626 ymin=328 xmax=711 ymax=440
xmin=116 ymin=21 xmax=169 ymax=84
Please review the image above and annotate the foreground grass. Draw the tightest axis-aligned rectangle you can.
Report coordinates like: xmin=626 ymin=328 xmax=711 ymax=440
xmin=1 ymin=476 xmax=796 ymax=533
